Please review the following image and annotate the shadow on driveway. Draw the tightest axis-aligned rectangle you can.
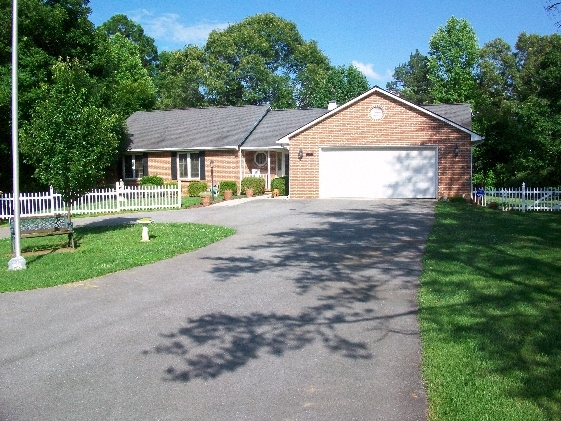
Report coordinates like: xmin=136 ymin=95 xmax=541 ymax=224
xmin=148 ymin=202 xmax=433 ymax=385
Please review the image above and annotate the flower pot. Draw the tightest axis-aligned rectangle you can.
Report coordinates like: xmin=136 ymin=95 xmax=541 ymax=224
xmin=245 ymin=188 xmax=254 ymax=198
xmin=223 ymin=189 xmax=233 ymax=201
xmin=272 ymin=188 xmax=280 ymax=197
xmin=200 ymin=194 xmax=211 ymax=206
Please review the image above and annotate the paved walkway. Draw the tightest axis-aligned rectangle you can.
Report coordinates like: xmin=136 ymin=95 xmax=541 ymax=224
xmin=1 ymin=198 xmax=434 ymax=420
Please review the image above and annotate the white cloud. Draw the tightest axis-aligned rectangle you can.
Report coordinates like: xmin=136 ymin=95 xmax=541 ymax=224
xmin=129 ymin=9 xmax=229 ymax=48
xmin=351 ymin=61 xmax=393 ymax=83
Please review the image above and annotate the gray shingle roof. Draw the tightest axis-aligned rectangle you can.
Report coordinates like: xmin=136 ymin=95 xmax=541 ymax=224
xmin=126 ymin=105 xmax=269 ymax=151
xmin=421 ymin=104 xmax=473 ymax=130
xmin=242 ymin=108 xmax=330 ymax=149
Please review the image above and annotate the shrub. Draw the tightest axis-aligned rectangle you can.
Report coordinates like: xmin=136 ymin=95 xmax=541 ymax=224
xmin=271 ymin=176 xmax=288 ymax=196
xmin=241 ymin=177 xmax=265 ymax=195
xmin=187 ymin=181 xmax=208 ymax=197
xmin=219 ymin=180 xmax=238 ymax=195
xmin=139 ymin=175 xmax=164 ymax=186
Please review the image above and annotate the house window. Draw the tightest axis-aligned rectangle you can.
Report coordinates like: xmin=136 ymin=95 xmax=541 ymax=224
xmin=255 ymin=152 xmax=267 ymax=167
xmin=124 ymin=154 xmax=144 ymax=179
xmin=178 ymin=152 xmax=201 ymax=179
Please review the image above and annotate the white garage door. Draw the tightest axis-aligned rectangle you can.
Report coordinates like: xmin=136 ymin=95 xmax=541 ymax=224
xmin=319 ymin=147 xmax=437 ymax=199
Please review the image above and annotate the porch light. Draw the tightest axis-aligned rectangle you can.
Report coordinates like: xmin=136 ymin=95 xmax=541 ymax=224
xmin=298 ymin=148 xmax=303 ymax=160
xmin=454 ymin=145 xmax=460 ymax=157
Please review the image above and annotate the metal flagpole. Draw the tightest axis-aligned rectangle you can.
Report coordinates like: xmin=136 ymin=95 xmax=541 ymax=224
xmin=8 ymin=0 xmax=26 ymax=270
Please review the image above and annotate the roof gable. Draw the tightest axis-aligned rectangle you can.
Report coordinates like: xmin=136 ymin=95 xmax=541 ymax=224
xmin=279 ymin=86 xmax=483 ymax=143
xmin=126 ymin=105 xmax=269 ymax=151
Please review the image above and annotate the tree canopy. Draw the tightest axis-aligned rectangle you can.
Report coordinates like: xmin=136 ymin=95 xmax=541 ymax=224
xmin=20 ymin=60 xmax=124 ymax=219
xmin=427 ymin=16 xmax=479 ymax=104
xmin=98 ymin=14 xmax=159 ymax=76
xmin=386 ymin=49 xmax=433 ymax=105
xmin=201 ymin=13 xmax=332 ymax=108
xmin=152 ymin=13 xmax=369 ymax=110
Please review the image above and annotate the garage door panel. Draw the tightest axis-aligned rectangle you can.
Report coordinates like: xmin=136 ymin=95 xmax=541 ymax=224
xmin=320 ymin=148 xmax=437 ymax=199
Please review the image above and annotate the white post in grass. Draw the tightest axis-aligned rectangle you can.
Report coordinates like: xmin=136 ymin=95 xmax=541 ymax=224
xmin=8 ymin=0 xmax=26 ymax=270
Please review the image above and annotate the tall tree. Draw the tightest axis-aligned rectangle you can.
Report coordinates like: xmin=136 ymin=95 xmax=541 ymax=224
xmin=20 ymin=60 xmax=124 ymax=220
xmin=386 ymin=50 xmax=433 ymax=104
xmin=299 ymin=64 xmax=369 ymax=108
xmin=91 ymin=33 xmax=157 ymax=117
xmin=155 ymin=47 xmax=206 ymax=109
xmin=427 ymin=16 xmax=479 ymax=104
xmin=203 ymin=13 xmax=330 ymax=108
xmin=473 ymin=33 xmax=561 ymax=186
xmin=98 ymin=14 xmax=159 ymax=76
xmin=0 ymin=0 xmax=97 ymax=191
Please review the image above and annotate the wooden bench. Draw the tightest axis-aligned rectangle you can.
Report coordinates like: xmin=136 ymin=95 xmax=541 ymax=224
xmin=9 ymin=215 xmax=74 ymax=253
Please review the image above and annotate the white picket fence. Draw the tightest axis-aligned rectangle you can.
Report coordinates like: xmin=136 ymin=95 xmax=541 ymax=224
xmin=0 ymin=180 xmax=182 ymax=219
xmin=472 ymin=183 xmax=561 ymax=212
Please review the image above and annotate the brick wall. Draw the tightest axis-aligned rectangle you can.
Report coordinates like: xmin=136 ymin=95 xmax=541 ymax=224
xmin=289 ymin=92 xmax=472 ymax=199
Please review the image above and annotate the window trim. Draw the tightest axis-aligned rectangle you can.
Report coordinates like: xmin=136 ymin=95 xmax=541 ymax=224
xmin=177 ymin=152 xmax=201 ymax=180
xmin=123 ymin=154 xmax=144 ymax=179
xmin=254 ymin=152 xmax=267 ymax=167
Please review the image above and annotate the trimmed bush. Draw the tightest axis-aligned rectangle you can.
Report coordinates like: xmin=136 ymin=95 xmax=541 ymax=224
xmin=219 ymin=180 xmax=238 ymax=195
xmin=241 ymin=176 xmax=265 ymax=195
xmin=187 ymin=181 xmax=208 ymax=197
xmin=271 ymin=176 xmax=288 ymax=196
xmin=139 ymin=175 xmax=164 ymax=186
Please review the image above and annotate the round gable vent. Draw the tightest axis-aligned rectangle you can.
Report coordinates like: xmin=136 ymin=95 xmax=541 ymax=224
xmin=369 ymin=106 xmax=385 ymax=121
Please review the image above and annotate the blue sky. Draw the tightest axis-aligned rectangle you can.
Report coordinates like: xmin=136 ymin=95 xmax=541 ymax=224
xmin=88 ymin=0 xmax=559 ymax=87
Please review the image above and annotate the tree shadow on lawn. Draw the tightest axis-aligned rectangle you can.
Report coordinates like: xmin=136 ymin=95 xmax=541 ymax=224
xmin=421 ymin=204 xmax=561 ymax=418
xmin=147 ymin=201 xmax=435 ymax=382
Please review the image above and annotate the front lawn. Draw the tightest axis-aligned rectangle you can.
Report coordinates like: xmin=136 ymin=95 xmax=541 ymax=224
xmin=0 ymin=222 xmax=235 ymax=292
xmin=419 ymin=202 xmax=561 ymax=420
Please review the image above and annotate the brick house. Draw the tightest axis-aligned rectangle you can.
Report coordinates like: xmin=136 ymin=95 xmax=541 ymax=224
xmin=281 ymin=87 xmax=482 ymax=199
xmin=124 ymin=104 xmax=327 ymax=194
xmin=123 ymin=86 xmax=482 ymax=198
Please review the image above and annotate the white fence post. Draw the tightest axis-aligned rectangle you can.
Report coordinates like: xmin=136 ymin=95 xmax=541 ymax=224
xmin=49 ymin=186 xmax=55 ymax=215
xmin=522 ymin=182 xmax=526 ymax=213
xmin=116 ymin=180 xmax=122 ymax=212
xmin=177 ymin=179 xmax=182 ymax=208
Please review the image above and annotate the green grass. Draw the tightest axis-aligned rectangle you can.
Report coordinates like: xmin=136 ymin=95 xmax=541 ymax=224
xmin=0 ymin=222 xmax=235 ymax=292
xmin=419 ymin=203 xmax=561 ymax=421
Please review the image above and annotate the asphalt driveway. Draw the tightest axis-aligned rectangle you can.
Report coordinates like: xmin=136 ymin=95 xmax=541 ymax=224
xmin=0 ymin=198 xmax=434 ymax=421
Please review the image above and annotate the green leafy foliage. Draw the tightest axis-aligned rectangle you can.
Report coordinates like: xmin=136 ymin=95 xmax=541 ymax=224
xmin=271 ymin=176 xmax=287 ymax=196
xmin=299 ymin=64 xmax=370 ymax=108
xmin=475 ymin=33 xmax=561 ymax=186
xmin=0 ymin=0 xmax=97 ymax=192
xmin=98 ymin=14 xmax=159 ymax=76
xmin=155 ymin=47 xmax=207 ymax=109
xmin=139 ymin=175 xmax=164 ymax=186
xmin=386 ymin=50 xmax=434 ymax=105
xmin=218 ymin=180 xmax=238 ymax=195
xmin=203 ymin=13 xmax=331 ymax=108
xmin=241 ymin=176 xmax=265 ymax=195
xmin=187 ymin=181 xmax=208 ymax=197
xmin=427 ymin=16 xmax=479 ymax=104
xmin=91 ymin=33 xmax=157 ymax=117
xmin=19 ymin=59 xmax=123 ymax=218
